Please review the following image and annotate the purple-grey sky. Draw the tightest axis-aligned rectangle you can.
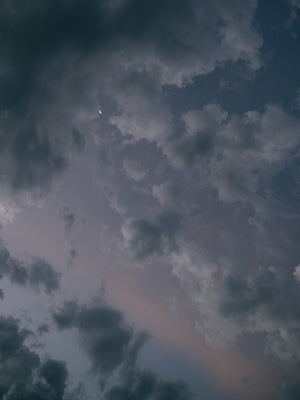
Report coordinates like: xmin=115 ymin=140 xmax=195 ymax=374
xmin=0 ymin=1 xmax=300 ymax=399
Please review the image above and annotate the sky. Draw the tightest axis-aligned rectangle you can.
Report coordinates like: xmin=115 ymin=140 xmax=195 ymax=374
xmin=0 ymin=0 xmax=300 ymax=399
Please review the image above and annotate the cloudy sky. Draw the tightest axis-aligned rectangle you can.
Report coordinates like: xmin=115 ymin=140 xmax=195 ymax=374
xmin=0 ymin=0 xmax=300 ymax=399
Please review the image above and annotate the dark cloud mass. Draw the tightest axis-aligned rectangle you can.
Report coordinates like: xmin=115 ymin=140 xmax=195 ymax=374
xmin=105 ymin=369 xmax=194 ymax=400
xmin=0 ymin=240 xmax=60 ymax=295
xmin=0 ymin=316 xmax=68 ymax=400
xmin=173 ymin=128 xmax=215 ymax=167
xmin=218 ymin=266 xmax=300 ymax=361
xmin=1 ymin=304 xmax=193 ymax=400
xmin=40 ymin=360 xmax=68 ymax=399
xmin=53 ymin=301 xmax=135 ymax=378
xmin=122 ymin=212 xmax=182 ymax=259
xmin=0 ymin=0 xmax=261 ymax=194
xmin=1 ymin=1 xmax=300 ymax=399
xmin=53 ymin=300 xmax=194 ymax=399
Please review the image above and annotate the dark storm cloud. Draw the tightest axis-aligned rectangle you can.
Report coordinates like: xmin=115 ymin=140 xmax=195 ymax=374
xmin=122 ymin=212 xmax=182 ymax=259
xmin=105 ymin=368 xmax=194 ymax=400
xmin=40 ymin=360 xmax=68 ymax=399
xmin=281 ymin=381 xmax=300 ymax=400
xmin=0 ymin=0 xmax=105 ymax=194
xmin=53 ymin=301 xmax=135 ymax=378
xmin=28 ymin=258 xmax=60 ymax=294
xmin=37 ymin=324 xmax=50 ymax=336
xmin=53 ymin=300 xmax=194 ymax=399
xmin=107 ymin=0 xmax=261 ymax=143
xmin=0 ymin=0 xmax=261 ymax=196
xmin=0 ymin=316 xmax=69 ymax=400
xmin=219 ymin=267 xmax=298 ymax=322
xmin=0 ymin=240 xmax=60 ymax=295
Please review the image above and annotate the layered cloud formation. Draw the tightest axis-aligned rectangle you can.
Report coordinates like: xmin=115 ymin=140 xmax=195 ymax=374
xmin=0 ymin=1 xmax=300 ymax=399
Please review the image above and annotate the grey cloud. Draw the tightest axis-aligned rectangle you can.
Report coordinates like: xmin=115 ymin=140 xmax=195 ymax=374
xmin=170 ymin=104 xmax=300 ymax=219
xmin=52 ymin=301 xmax=80 ymax=330
xmin=122 ymin=212 xmax=182 ymax=259
xmin=0 ymin=0 xmax=102 ymax=195
xmin=168 ymin=242 xmax=300 ymax=362
xmin=211 ymin=105 xmax=300 ymax=214
xmin=107 ymin=0 xmax=261 ymax=143
xmin=152 ymin=182 xmax=179 ymax=206
xmin=8 ymin=259 xmax=28 ymax=286
xmin=281 ymin=381 xmax=300 ymax=400
xmin=105 ymin=369 xmax=194 ymax=400
xmin=0 ymin=317 xmax=44 ymax=398
xmin=123 ymin=158 xmax=147 ymax=182
xmin=0 ymin=240 xmax=60 ymax=295
xmin=0 ymin=0 xmax=262 ymax=199
xmin=4 ymin=359 xmax=68 ymax=400
xmin=53 ymin=300 xmax=194 ymax=399
xmin=52 ymin=301 xmax=134 ymax=378
xmin=4 ymin=382 xmax=56 ymax=400
xmin=172 ymin=104 xmax=227 ymax=167
xmin=219 ymin=267 xmax=298 ymax=323
xmin=218 ymin=266 xmax=300 ymax=361
xmin=40 ymin=360 xmax=68 ymax=400
xmin=173 ymin=129 xmax=215 ymax=167
xmin=0 ymin=316 xmax=73 ymax=400
xmin=37 ymin=324 xmax=50 ymax=336
xmin=28 ymin=259 xmax=60 ymax=294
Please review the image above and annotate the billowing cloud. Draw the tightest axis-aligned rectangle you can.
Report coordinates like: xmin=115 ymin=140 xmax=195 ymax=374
xmin=104 ymin=368 xmax=194 ymax=400
xmin=0 ymin=303 xmax=194 ymax=400
xmin=169 ymin=104 xmax=300 ymax=219
xmin=52 ymin=301 xmax=135 ymax=379
xmin=171 ymin=104 xmax=227 ymax=167
xmin=122 ymin=212 xmax=182 ymax=259
xmin=171 ymin=242 xmax=300 ymax=362
xmin=1 ymin=1 xmax=299 ymax=399
xmin=0 ymin=316 xmax=69 ymax=400
xmin=107 ymin=0 xmax=262 ymax=144
xmin=52 ymin=300 xmax=194 ymax=399
xmin=0 ymin=0 xmax=262 ymax=200
xmin=218 ymin=266 xmax=300 ymax=360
